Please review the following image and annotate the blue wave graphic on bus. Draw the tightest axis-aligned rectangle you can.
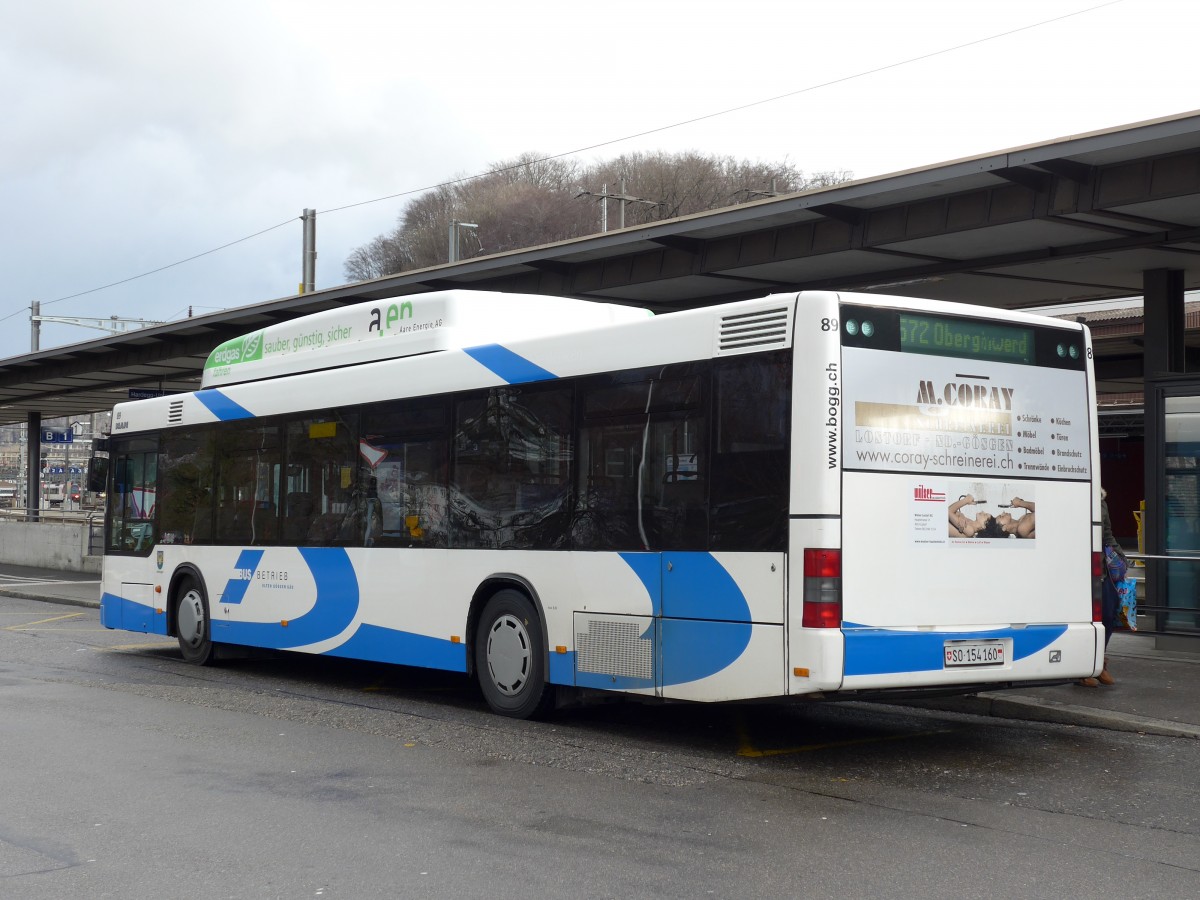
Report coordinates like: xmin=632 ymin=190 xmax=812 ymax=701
xmin=660 ymin=553 xmax=753 ymax=623
xmin=212 ymin=547 xmax=359 ymax=649
xmin=218 ymin=549 xmax=265 ymax=605
xmin=841 ymin=622 xmax=1067 ymax=676
xmin=618 ymin=552 xmax=662 ymax=617
xmin=211 ymin=549 xmax=464 ymax=666
xmin=332 ymin=624 xmax=468 ymax=672
xmin=202 ymin=547 xmax=753 ymax=688
xmin=660 ymin=554 xmax=752 ymax=685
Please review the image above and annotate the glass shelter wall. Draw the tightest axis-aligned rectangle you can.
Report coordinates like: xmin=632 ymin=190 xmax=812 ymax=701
xmin=1162 ymin=396 xmax=1200 ymax=633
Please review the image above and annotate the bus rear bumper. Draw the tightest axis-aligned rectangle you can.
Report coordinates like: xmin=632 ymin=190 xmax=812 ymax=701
xmin=838 ymin=622 xmax=1102 ymax=691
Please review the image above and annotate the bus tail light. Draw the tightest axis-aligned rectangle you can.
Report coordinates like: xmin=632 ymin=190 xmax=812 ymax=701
xmin=802 ymin=549 xmax=842 ymax=629
xmin=1091 ymin=551 xmax=1104 ymax=622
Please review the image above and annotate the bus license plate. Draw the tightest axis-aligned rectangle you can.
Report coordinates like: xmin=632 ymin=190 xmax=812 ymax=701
xmin=944 ymin=640 xmax=1004 ymax=668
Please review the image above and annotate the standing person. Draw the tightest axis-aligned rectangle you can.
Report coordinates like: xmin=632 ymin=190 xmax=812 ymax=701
xmin=1080 ymin=487 xmax=1126 ymax=687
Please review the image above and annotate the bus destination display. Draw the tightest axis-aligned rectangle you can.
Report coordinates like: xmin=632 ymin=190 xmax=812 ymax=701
xmin=899 ymin=314 xmax=1033 ymax=365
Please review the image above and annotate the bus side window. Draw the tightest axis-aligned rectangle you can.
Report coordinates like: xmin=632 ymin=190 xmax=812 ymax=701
xmin=451 ymin=386 xmax=572 ymax=550
xmin=643 ymin=415 xmax=707 ymax=550
xmin=710 ymin=353 xmax=790 ymax=552
xmin=573 ymin=425 xmax=643 ymax=550
xmin=284 ymin=414 xmax=356 ymax=547
xmin=574 ymin=369 xmax=706 ymax=551
xmin=360 ymin=400 xmax=450 ymax=548
xmin=159 ymin=429 xmax=214 ymax=545
xmin=212 ymin=424 xmax=280 ymax=546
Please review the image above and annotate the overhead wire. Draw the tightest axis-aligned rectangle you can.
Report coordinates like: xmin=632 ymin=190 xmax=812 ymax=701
xmin=322 ymin=0 xmax=1125 ymax=215
xmin=7 ymin=0 xmax=1125 ymax=328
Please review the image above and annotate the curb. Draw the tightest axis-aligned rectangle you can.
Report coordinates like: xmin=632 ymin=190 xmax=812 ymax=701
xmin=0 ymin=589 xmax=100 ymax=609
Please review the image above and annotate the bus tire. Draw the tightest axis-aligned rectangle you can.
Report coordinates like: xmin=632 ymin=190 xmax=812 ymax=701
xmin=475 ymin=589 xmax=554 ymax=719
xmin=175 ymin=576 xmax=215 ymax=666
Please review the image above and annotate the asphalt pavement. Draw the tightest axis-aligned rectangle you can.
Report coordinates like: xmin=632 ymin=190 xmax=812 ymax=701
xmin=2 ymin=563 xmax=1196 ymax=739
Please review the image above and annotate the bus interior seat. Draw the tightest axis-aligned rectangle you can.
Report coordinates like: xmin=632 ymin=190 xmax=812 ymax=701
xmin=307 ymin=512 xmax=342 ymax=545
xmin=284 ymin=492 xmax=315 ymax=541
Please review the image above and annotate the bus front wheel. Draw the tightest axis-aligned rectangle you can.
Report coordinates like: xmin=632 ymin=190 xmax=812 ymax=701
xmin=475 ymin=589 xmax=554 ymax=719
xmin=175 ymin=577 xmax=215 ymax=666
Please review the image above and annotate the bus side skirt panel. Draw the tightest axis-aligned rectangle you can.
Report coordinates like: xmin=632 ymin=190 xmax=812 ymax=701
xmin=100 ymin=585 xmax=167 ymax=635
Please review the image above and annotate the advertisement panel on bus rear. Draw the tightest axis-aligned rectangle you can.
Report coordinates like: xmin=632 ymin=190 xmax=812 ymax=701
xmin=842 ymin=347 xmax=1091 ymax=481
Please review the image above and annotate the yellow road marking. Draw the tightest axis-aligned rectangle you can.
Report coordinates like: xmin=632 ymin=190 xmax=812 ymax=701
xmin=3 ymin=612 xmax=86 ymax=631
xmin=736 ymin=716 xmax=952 ymax=757
xmin=15 ymin=628 xmax=110 ymax=633
xmin=0 ymin=579 xmax=101 ymax=587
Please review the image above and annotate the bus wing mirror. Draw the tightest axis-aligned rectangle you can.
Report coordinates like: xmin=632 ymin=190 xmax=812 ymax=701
xmin=87 ymin=456 xmax=109 ymax=493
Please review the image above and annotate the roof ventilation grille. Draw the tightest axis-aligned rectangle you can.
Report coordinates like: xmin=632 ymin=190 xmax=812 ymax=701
xmin=716 ymin=307 xmax=792 ymax=355
xmin=168 ymin=399 xmax=184 ymax=424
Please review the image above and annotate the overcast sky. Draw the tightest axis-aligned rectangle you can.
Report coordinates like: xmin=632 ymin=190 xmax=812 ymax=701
xmin=2 ymin=0 xmax=1196 ymax=361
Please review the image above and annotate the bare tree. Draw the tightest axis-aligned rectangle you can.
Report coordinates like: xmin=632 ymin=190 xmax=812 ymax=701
xmin=584 ymin=152 xmax=851 ymax=224
xmin=344 ymin=234 xmax=411 ymax=282
xmin=344 ymin=151 xmax=852 ymax=281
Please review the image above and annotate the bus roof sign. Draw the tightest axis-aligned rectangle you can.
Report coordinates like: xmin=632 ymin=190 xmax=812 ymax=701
xmin=201 ymin=290 xmax=650 ymax=389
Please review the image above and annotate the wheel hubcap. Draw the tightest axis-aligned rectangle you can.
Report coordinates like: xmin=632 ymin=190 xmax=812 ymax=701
xmin=486 ymin=614 xmax=531 ymax=696
xmin=178 ymin=590 xmax=205 ymax=649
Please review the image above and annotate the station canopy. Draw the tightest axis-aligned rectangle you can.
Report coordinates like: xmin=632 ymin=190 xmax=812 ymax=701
xmin=3 ymin=109 xmax=1200 ymax=425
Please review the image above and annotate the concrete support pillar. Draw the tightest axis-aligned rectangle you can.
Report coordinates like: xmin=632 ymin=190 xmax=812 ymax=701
xmin=26 ymin=411 xmax=40 ymax=521
xmin=1141 ymin=268 xmax=1185 ymax=626
xmin=1143 ymin=268 xmax=1185 ymax=378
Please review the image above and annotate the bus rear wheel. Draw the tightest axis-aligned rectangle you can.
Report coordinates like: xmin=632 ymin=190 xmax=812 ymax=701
xmin=175 ymin=577 xmax=215 ymax=666
xmin=475 ymin=589 xmax=554 ymax=719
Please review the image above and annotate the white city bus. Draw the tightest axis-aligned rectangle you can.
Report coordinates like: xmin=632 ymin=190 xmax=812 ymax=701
xmin=99 ymin=289 xmax=1104 ymax=717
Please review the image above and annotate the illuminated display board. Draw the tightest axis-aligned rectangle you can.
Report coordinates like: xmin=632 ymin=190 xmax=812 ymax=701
xmin=839 ymin=305 xmax=1085 ymax=371
xmin=899 ymin=314 xmax=1033 ymax=364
